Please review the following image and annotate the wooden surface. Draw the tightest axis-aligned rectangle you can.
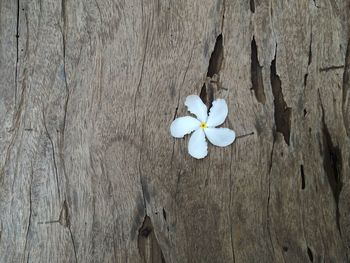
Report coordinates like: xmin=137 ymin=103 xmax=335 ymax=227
xmin=1 ymin=0 xmax=350 ymax=262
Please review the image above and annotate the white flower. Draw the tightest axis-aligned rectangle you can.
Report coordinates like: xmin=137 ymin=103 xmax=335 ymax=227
xmin=170 ymin=95 xmax=236 ymax=159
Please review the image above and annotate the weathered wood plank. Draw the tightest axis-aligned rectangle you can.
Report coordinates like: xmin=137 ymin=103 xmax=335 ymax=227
xmin=0 ymin=0 xmax=349 ymax=262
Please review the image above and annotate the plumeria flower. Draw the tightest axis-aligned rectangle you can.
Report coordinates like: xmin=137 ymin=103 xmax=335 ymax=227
xmin=170 ymin=95 xmax=236 ymax=159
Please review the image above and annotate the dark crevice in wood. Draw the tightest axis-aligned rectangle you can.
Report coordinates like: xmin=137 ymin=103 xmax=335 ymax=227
xmin=303 ymin=73 xmax=308 ymax=87
xmin=308 ymin=34 xmax=312 ymax=66
xmin=304 ymin=109 xmax=307 ymax=117
xmin=199 ymin=83 xmax=214 ymax=110
xmin=307 ymin=246 xmax=314 ymax=262
xmin=60 ymin=0 xmax=69 ymax=143
xmin=61 ymin=0 xmax=67 ymax=24
xmin=319 ymin=65 xmax=345 ymax=72
xmin=15 ymin=0 xmax=20 ymax=105
xmin=342 ymin=38 xmax=350 ymax=136
xmin=270 ymin=52 xmax=292 ymax=145
xmin=322 ymin=123 xmax=343 ymax=235
xmin=251 ymin=37 xmax=266 ymax=104
xmin=162 ymin=208 xmax=170 ymax=232
xmin=59 ymin=200 xmax=70 ymax=227
xmin=201 ymin=34 xmax=224 ymax=108
xmin=172 ymin=107 xmax=178 ymax=120
xmin=207 ymin=34 xmax=223 ymax=78
xmin=138 ymin=215 xmax=166 ymax=263
xmin=301 ymin=165 xmax=305 ymax=190
xmin=304 ymin=34 xmax=311 ymax=87
xmin=250 ymin=0 xmax=255 ymax=13
xmin=319 ymin=93 xmax=343 ymax=235
xmin=312 ymin=0 xmax=320 ymax=8
xmin=162 ymin=208 xmax=167 ymax=221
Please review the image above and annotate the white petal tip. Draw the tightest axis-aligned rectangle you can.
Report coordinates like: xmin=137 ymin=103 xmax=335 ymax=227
xmin=170 ymin=116 xmax=200 ymax=138
xmin=188 ymin=129 xmax=208 ymax=159
xmin=170 ymin=124 xmax=183 ymax=138
xmin=188 ymin=150 xmax=208 ymax=159
xmin=184 ymin=95 xmax=208 ymax=122
xmin=204 ymin=128 xmax=236 ymax=147
xmin=206 ymin=99 xmax=228 ymax=127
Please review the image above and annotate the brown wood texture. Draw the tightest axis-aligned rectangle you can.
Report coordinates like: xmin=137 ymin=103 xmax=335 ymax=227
xmin=1 ymin=0 xmax=350 ymax=262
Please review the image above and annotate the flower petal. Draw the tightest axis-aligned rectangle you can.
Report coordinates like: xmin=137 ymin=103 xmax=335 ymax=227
xmin=185 ymin=95 xmax=208 ymax=122
xmin=188 ymin=128 xmax=208 ymax=159
xmin=170 ymin=116 xmax=201 ymax=138
xmin=204 ymin=128 xmax=236 ymax=147
xmin=206 ymin=99 xmax=228 ymax=127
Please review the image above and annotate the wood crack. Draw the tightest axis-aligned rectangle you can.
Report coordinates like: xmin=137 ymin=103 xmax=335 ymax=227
xmin=270 ymin=49 xmax=292 ymax=146
xmin=15 ymin=0 xmax=20 ymax=105
xmin=250 ymin=0 xmax=255 ymax=13
xmin=22 ymin=163 xmax=33 ymax=262
xmin=319 ymin=65 xmax=345 ymax=72
xmin=133 ymin=27 xmax=149 ymax=128
xmin=57 ymin=0 xmax=70 ymax=210
xmin=138 ymin=116 xmax=148 ymax=213
xmin=236 ymin=131 xmax=255 ymax=140
xmin=251 ymin=37 xmax=266 ymax=104
xmin=42 ymin=110 xmax=60 ymax=199
xmin=342 ymin=37 xmax=350 ymax=137
xmin=137 ymin=215 xmax=166 ymax=262
xmin=318 ymin=90 xmax=343 ymax=237
xmin=267 ymin=138 xmax=276 ymax=260
xmin=221 ymin=0 xmax=226 ymax=32
xmin=207 ymin=34 xmax=223 ymax=78
xmin=312 ymin=0 xmax=320 ymax=8
xmin=68 ymin=226 xmax=78 ymax=263
xmin=201 ymin=34 xmax=224 ymax=107
xmin=59 ymin=200 xmax=70 ymax=227
xmin=304 ymin=28 xmax=312 ymax=87
xmin=61 ymin=0 xmax=69 ymax=142
xmin=199 ymin=82 xmax=214 ymax=110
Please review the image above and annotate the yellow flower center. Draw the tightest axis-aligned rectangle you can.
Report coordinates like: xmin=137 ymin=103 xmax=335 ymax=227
xmin=200 ymin=122 xmax=207 ymax=129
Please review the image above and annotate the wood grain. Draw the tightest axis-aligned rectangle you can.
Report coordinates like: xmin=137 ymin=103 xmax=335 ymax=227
xmin=0 ymin=0 xmax=349 ymax=262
